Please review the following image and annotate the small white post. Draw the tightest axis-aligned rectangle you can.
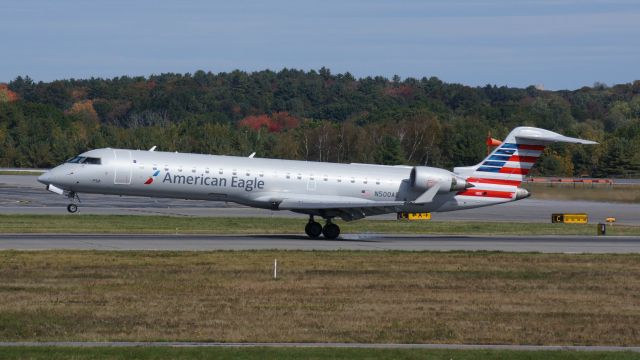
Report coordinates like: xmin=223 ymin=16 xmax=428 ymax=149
xmin=273 ymin=259 xmax=278 ymax=279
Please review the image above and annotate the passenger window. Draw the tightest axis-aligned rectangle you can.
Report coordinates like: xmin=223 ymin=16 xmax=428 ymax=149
xmin=297 ymin=173 xmax=302 ymax=180
xmin=233 ymin=169 xmax=237 ymax=176
xmin=219 ymin=169 xmax=223 ymax=175
xmin=286 ymin=173 xmax=291 ymax=179
xmin=350 ymin=177 xmax=355 ymax=183
xmin=323 ymin=175 xmax=328 ymax=181
xmin=363 ymin=178 xmax=368 ymax=184
xmin=259 ymin=171 xmax=264 ymax=177
xmin=376 ymin=179 xmax=380 ymax=185
xmin=246 ymin=170 xmax=250 ymax=176
xmin=205 ymin=168 xmax=210 ymax=174
xmin=192 ymin=168 xmax=196 ymax=173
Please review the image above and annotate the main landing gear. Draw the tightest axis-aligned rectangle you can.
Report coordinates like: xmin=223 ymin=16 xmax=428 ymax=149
xmin=305 ymin=216 xmax=340 ymax=240
xmin=66 ymin=191 xmax=80 ymax=213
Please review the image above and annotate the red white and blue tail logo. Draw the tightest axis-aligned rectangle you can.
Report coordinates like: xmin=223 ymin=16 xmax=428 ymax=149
xmin=468 ymin=142 xmax=545 ymax=187
xmin=454 ymin=126 xmax=597 ymax=200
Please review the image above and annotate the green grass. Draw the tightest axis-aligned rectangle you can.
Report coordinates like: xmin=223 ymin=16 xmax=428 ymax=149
xmin=1 ymin=214 xmax=637 ymax=235
xmin=0 ymin=171 xmax=44 ymax=176
xmin=0 ymin=346 xmax=638 ymax=360
xmin=1 ymin=251 xmax=639 ymax=345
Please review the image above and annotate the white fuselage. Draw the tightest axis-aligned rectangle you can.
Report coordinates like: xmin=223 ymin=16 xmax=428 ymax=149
xmin=38 ymin=148 xmax=521 ymax=219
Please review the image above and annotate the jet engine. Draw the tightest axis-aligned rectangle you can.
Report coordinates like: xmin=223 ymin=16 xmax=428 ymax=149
xmin=409 ymin=166 xmax=472 ymax=194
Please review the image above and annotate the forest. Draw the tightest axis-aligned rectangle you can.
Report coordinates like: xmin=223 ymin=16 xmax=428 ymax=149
xmin=1 ymin=68 xmax=639 ymax=177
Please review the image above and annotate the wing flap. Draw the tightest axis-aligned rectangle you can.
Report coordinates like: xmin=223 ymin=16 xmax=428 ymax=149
xmin=253 ymin=193 xmax=405 ymax=221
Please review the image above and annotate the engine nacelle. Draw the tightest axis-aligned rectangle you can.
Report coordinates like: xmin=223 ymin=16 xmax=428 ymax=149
xmin=410 ymin=166 xmax=471 ymax=193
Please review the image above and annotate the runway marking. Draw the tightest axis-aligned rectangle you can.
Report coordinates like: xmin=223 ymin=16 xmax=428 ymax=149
xmin=0 ymin=341 xmax=638 ymax=352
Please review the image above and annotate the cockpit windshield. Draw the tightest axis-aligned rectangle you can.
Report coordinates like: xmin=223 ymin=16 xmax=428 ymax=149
xmin=65 ymin=156 xmax=101 ymax=165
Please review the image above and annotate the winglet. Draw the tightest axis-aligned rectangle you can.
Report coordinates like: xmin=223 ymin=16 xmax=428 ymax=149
xmin=149 ymin=146 xmax=157 ymax=152
xmin=248 ymin=152 xmax=256 ymax=158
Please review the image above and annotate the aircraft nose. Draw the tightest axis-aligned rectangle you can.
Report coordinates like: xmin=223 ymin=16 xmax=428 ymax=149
xmin=37 ymin=171 xmax=51 ymax=185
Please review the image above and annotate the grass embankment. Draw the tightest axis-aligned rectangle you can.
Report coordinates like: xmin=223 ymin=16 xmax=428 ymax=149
xmin=1 ymin=214 xmax=638 ymax=235
xmin=0 ymin=171 xmax=43 ymax=176
xmin=1 ymin=251 xmax=639 ymax=345
xmin=1 ymin=347 xmax=638 ymax=360
xmin=526 ymin=182 xmax=640 ymax=203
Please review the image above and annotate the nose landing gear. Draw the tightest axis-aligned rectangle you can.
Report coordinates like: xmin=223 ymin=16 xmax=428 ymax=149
xmin=304 ymin=216 xmax=340 ymax=240
xmin=66 ymin=191 xmax=80 ymax=213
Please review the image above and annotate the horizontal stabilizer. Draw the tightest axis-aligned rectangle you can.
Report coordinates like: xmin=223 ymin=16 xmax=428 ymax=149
xmin=510 ymin=127 xmax=598 ymax=145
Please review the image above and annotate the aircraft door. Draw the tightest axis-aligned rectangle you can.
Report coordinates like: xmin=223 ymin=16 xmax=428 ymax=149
xmin=113 ymin=150 xmax=132 ymax=185
xmin=307 ymin=174 xmax=316 ymax=192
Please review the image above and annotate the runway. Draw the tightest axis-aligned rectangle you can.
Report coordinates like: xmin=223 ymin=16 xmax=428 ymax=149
xmin=1 ymin=233 xmax=639 ymax=253
xmin=2 ymin=175 xmax=640 ymax=224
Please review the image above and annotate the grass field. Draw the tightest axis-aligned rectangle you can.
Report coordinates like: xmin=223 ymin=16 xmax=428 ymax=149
xmin=1 ymin=214 xmax=638 ymax=235
xmin=1 ymin=346 xmax=638 ymax=360
xmin=0 ymin=171 xmax=44 ymax=176
xmin=1 ymin=250 xmax=639 ymax=345
xmin=525 ymin=182 xmax=640 ymax=203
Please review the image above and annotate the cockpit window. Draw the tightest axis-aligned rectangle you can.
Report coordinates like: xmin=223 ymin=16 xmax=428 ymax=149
xmin=65 ymin=156 xmax=101 ymax=165
xmin=83 ymin=157 xmax=101 ymax=165
xmin=66 ymin=156 xmax=85 ymax=163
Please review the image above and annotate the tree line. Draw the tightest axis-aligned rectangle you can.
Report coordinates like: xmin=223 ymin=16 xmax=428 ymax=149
xmin=1 ymin=68 xmax=639 ymax=177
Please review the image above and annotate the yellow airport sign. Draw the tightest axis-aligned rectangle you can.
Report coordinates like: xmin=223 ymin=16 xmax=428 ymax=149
xmin=551 ymin=213 xmax=588 ymax=224
xmin=397 ymin=212 xmax=431 ymax=220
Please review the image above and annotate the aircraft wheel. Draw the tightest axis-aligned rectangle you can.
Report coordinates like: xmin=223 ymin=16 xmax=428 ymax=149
xmin=322 ymin=223 xmax=340 ymax=240
xmin=305 ymin=221 xmax=322 ymax=238
xmin=67 ymin=204 xmax=78 ymax=213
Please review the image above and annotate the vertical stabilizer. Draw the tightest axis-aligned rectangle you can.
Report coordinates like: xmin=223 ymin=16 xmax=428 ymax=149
xmin=454 ymin=127 xmax=597 ymax=187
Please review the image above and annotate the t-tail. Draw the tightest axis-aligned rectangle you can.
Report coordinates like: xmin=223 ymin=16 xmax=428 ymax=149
xmin=454 ymin=126 xmax=597 ymax=199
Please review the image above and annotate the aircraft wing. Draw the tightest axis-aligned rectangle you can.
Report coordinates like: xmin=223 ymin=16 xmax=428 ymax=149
xmin=254 ymin=193 xmax=405 ymax=221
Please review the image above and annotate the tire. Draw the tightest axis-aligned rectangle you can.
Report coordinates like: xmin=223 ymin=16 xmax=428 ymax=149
xmin=305 ymin=221 xmax=322 ymax=238
xmin=322 ymin=223 xmax=340 ymax=240
xmin=67 ymin=204 xmax=78 ymax=213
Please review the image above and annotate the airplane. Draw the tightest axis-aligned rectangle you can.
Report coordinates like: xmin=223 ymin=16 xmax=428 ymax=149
xmin=37 ymin=126 xmax=596 ymax=239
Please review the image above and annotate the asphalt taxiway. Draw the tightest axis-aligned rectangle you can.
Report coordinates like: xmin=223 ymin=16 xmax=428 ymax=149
xmin=2 ymin=175 xmax=640 ymax=224
xmin=1 ymin=233 xmax=639 ymax=253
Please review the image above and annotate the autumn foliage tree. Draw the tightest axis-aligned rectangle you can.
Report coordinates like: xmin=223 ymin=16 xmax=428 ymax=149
xmin=239 ymin=112 xmax=299 ymax=132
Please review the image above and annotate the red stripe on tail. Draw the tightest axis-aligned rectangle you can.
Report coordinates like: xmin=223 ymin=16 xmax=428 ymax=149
xmin=517 ymin=144 xmax=545 ymax=151
xmin=499 ymin=167 xmax=529 ymax=175
xmin=508 ymin=155 xmax=538 ymax=163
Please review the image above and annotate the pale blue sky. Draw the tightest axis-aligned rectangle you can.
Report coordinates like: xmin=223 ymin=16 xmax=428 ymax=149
xmin=1 ymin=0 xmax=639 ymax=89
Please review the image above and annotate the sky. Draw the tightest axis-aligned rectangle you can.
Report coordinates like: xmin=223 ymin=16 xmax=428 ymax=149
xmin=1 ymin=0 xmax=639 ymax=90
